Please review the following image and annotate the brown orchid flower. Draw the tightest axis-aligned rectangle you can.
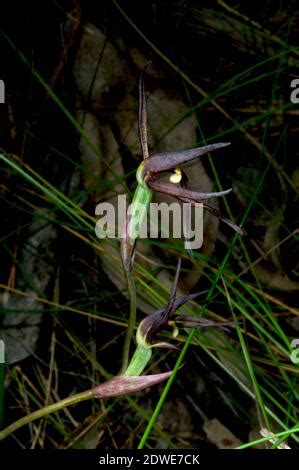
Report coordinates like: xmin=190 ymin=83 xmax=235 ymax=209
xmin=137 ymin=67 xmax=243 ymax=231
xmin=120 ymin=66 xmax=242 ymax=378
xmin=137 ymin=258 xmax=234 ymax=349
xmin=122 ymin=66 xmax=243 ymax=271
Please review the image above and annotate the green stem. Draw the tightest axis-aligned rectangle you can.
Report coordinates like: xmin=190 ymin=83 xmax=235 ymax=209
xmin=120 ymin=270 xmax=137 ymax=374
xmin=124 ymin=345 xmax=152 ymax=376
xmin=0 ymin=389 xmax=93 ymax=441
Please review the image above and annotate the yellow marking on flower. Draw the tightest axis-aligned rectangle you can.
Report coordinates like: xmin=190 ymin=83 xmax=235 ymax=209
xmin=169 ymin=321 xmax=179 ymax=338
xmin=169 ymin=167 xmax=182 ymax=184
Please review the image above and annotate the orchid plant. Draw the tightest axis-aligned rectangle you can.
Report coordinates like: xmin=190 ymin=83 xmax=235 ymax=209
xmin=120 ymin=66 xmax=243 ymax=376
xmin=0 ymin=67 xmax=243 ymax=441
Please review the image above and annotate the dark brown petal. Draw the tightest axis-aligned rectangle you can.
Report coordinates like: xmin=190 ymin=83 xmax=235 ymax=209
xmin=164 ymin=187 xmax=243 ymax=236
xmin=176 ymin=321 xmax=232 ymax=332
xmin=140 ymin=292 xmax=206 ymax=344
xmin=143 ymin=142 xmax=230 ymax=174
xmin=147 ymin=179 xmax=232 ymax=201
xmin=153 ymin=291 xmax=208 ymax=318
xmin=147 ymin=179 xmax=243 ymax=235
xmin=139 ymin=258 xmax=181 ymax=343
xmin=202 ymin=203 xmax=244 ymax=235
xmin=92 ymin=371 xmax=172 ymax=399
xmin=138 ymin=67 xmax=150 ymax=160
xmin=175 ymin=314 xmax=235 ymax=332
